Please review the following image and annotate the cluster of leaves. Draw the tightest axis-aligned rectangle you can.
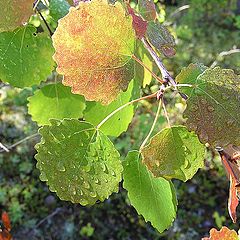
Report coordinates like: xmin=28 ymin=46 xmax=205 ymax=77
xmin=0 ymin=0 xmax=239 ymax=235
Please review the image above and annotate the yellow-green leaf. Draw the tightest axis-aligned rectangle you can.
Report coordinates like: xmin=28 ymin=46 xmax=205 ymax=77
xmin=0 ymin=0 xmax=34 ymax=32
xmin=52 ymin=0 xmax=135 ymax=104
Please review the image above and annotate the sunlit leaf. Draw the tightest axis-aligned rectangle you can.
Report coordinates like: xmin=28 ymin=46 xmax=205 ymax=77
xmin=202 ymin=226 xmax=238 ymax=240
xmin=135 ymin=42 xmax=154 ymax=87
xmin=141 ymin=126 xmax=205 ymax=181
xmin=176 ymin=63 xmax=207 ymax=96
xmin=28 ymin=83 xmax=86 ymax=125
xmin=0 ymin=0 xmax=34 ymax=32
xmin=0 ymin=25 xmax=55 ymax=88
xmin=84 ymin=80 xmax=136 ymax=137
xmin=123 ymin=151 xmax=177 ymax=233
xmin=52 ymin=0 xmax=135 ymax=104
xmin=138 ymin=0 xmax=156 ymax=21
xmin=35 ymin=119 xmax=123 ymax=205
xmin=49 ymin=0 xmax=70 ymax=22
xmin=146 ymin=21 xmax=176 ymax=57
xmin=183 ymin=67 xmax=240 ymax=147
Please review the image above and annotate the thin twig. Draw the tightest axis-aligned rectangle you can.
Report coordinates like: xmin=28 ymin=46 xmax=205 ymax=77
xmin=141 ymin=37 xmax=176 ymax=87
xmin=0 ymin=133 xmax=40 ymax=153
xmin=96 ymin=92 xmax=158 ymax=130
xmin=162 ymin=100 xmax=171 ymax=128
xmin=140 ymin=98 xmax=162 ymax=150
xmin=132 ymin=54 xmax=164 ymax=84
xmin=0 ymin=142 xmax=9 ymax=152
xmin=36 ymin=8 xmax=53 ymax=36
xmin=33 ymin=0 xmax=41 ymax=11
xmin=211 ymin=47 xmax=240 ymax=68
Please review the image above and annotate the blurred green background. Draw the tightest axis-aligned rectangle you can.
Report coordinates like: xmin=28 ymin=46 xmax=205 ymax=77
xmin=0 ymin=0 xmax=240 ymax=239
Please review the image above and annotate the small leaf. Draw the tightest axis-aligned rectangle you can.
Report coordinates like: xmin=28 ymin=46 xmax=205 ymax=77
xmin=141 ymin=126 xmax=205 ymax=181
xmin=35 ymin=119 xmax=123 ymax=205
xmin=176 ymin=63 xmax=207 ymax=96
xmin=0 ymin=0 xmax=34 ymax=32
xmin=52 ymin=0 xmax=135 ymax=104
xmin=84 ymin=80 xmax=136 ymax=137
xmin=1 ymin=212 xmax=11 ymax=232
xmin=138 ymin=0 xmax=156 ymax=21
xmin=28 ymin=83 xmax=86 ymax=126
xmin=183 ymin=67 xmax=240 ymax=147
xmin=0 ymin=25 xmax=55 ymax=88
xmin=123 ymin=151 xmax=177 ymax=233
xmin=49 ymin=0 xmax=70 ymax=22
xmin=202 ymin=226 xmax=238 ymax=240
xmin=146 ymin=21 xmax=176 ymax=57
xmin=127 ymin=4 xmax=148 ymax=39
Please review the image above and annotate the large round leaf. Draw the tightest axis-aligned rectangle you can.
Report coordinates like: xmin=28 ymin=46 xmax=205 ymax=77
xmin=0 ymin=25 xmax=55 ymax=88
xmin=183 ymin=67 xmax=240 ymax=147
xmin=141 ymin=126 xmax=205 ymax=181
xmin=35 ymin=119 xmax=123 ymax=205
xmin=52 ymin=0 xmax=135 ymax=104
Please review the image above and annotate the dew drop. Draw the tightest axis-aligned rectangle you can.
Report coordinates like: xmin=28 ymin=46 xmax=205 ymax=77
xmin=83 ymin=180 xmax=90 ymax=189
xmin=111 ymin=170 xmax=116 ymax=177
xmin=90 ymin=191 xmax=97 ymax=198
xmin=200 ymin=98 xmax=207 ymax=105
xmin=94 ymin=178 xmax=100 ymax=184
xmin=207 ymin=106 xmax=215 ymax=112
xmin=57 ymin=162 xmax=66 ymax=172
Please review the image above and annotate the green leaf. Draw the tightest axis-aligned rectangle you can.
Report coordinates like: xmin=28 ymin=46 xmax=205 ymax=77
xmin=0 ymin=0 xmax=33 ymax=32
xmin=146 ymin=21 xmax=176 ymax=57
xmin=141 ymin=126 xmax=205 ymax=181
xmin=84 ymin=80 xmax=137 ymax=137
xmin=28 ymin=83 xmax=86 ymax=126
xmin=135 ymin=41 xmax=154 ymax=87
xmin=176 ymin=63 xmax=207 ymax=96
xmin=35 ymin=119 xmax=123 ymax=205
xmin=123 ymin=151 xmax=177 ymax=233
xmin=49 ymin=0 xmax=70 ymax=22
xmin=183 ymin=67 xmax=240 ymax=147
xmin=0 ymin=25 xmax=55 ymax=88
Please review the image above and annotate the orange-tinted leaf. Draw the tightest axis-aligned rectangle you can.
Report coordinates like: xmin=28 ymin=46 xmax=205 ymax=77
xmin=52 ymin=0 xmax=135 ymax=104
xmin=1 ymin=212 xmax=11 ymax=232
xmin=0 ymin=0 xmax=34 ymax=32
xmin=228 ymin=175 xmax=239 ymax=223
xmin=202 ymin=226 xmax=238 ymax=240
xmin=217 ymin=147 xmax=240 ymax=223
xmin=127 ymin=4 xmax=148 ymax=39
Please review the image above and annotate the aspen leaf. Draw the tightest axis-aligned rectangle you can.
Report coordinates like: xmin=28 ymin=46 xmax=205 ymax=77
xmin=146 ymin=21 xmax=176 ymax=57
xmin=0 ymin=0 xmax=34 ymax=32
xmin=202 ymin=227 xmax=238 ymax=240
xmin=141 ymin=126 xmax=205 ymax=181
xmin=35 ymin=119 xmax=123 ymax=205
xmin=123 ymin=151 xmax=177 ymax=233
xmin=52 ymin=0 xmax=135 ymax=104
xmin=183 ymin=67 xmax=240 ymax=147
xmin=0 ymin=25 xmax=55 ymax=88
xmin=176 ymin=63 xmax=207 ymax=96
xmin=84 ymin=80 xmax=136 ymax=137
xmin=28 ymin=83 xmax=86 ymax=126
